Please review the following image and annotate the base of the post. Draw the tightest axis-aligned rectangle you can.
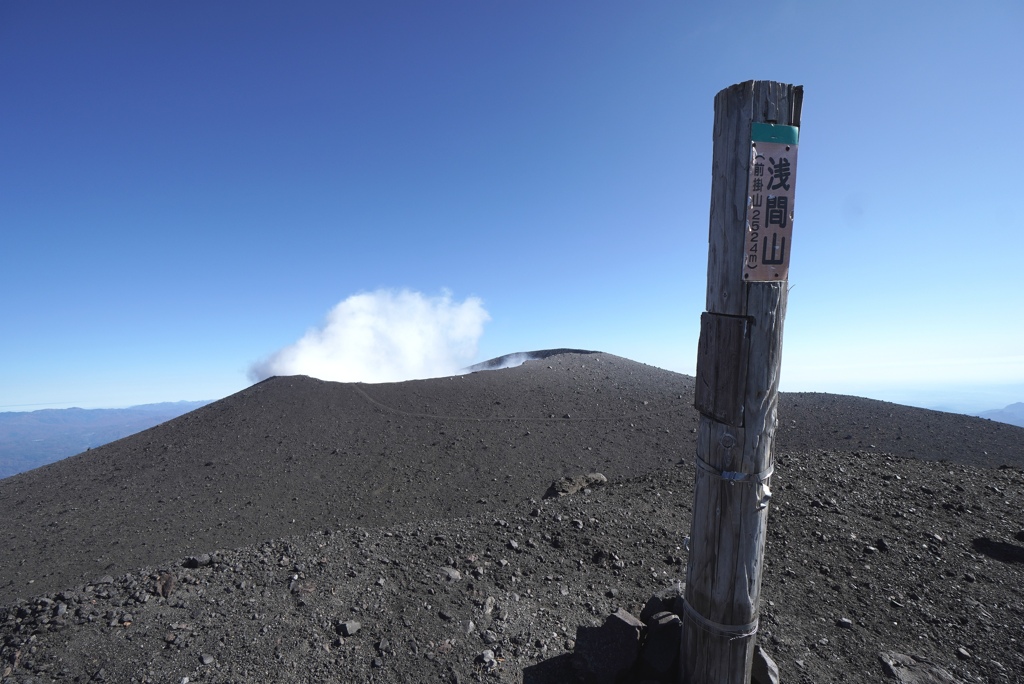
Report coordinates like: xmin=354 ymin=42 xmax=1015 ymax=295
xmin=679 ymin=605 xmax=757 ymax=684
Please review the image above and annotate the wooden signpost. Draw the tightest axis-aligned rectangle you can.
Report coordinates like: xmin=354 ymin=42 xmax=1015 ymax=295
xmin=680 ymin=81 xmax=803 ymax=683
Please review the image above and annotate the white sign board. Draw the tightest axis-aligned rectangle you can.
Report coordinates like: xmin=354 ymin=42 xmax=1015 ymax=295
xmin=743 ymin=123 xmax=799 ymax=282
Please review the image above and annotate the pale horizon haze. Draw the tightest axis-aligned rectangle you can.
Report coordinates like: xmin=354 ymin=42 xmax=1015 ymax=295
xmin=2 ymin=1 xmax=1022 ymax=416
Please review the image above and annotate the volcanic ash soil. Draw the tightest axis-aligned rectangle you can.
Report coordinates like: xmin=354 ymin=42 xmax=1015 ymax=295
xmin=1 ymin=352 xmax=1023 ymax=683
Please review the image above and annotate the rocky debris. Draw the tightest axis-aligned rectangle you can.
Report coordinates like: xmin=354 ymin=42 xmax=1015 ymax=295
xmin=2 ymin=440 xmax=1023 ymax=683
xmin=545 ymin=472 xmax=608 ymax=499
xmin=574 ymin=587 xmax=783 ymax=684
xmin=571 ymin=585 xmax=680 ymax=684
xmin=879 ymin=651 xmax=966 ymax=683
xmin=476 ymin=648 xmax=498 ymax=671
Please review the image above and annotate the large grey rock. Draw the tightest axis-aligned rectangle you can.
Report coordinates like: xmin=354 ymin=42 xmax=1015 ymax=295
xmin=337 ymin=620 xmax=361 ymax=637
xmin=544 ymin=473 xmax=608 ymax=498
xmin=752 ymin=645 xmax=780 ymax=684
xmin=879 ymin=651 xmax=965 ymax=683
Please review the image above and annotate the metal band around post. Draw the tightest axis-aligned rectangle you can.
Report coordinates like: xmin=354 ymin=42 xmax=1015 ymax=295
xmin=681 ymin=599 xmax=759 ymax=641
xmin=694 ymin=457 xmax=774 ymax=484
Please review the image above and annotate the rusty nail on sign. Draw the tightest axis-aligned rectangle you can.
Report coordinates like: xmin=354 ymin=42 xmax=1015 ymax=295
xmin=743 ymin=122 xmax=799 ymax=282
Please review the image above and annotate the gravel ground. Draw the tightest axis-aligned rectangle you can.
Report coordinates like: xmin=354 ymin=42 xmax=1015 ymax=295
xmin=2 ymin=352 xmax=1022 ymax=683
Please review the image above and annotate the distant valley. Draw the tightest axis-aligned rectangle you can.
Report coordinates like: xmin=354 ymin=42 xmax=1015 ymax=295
xmin=0 ymin=400 xmax=211 ymax=479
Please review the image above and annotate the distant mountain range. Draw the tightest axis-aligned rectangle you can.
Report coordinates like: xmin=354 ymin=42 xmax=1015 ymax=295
xmin=977 ymin=401 xmax=1024 ymax=428
xmin=0 ymin=400 xmax=211 ymax=479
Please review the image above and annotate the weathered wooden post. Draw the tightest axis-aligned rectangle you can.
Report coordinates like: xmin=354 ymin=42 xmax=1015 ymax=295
xmin=680 ymin=80 xmax=803 ymax=683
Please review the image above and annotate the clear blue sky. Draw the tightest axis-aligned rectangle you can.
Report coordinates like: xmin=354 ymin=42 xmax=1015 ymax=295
xmin=2 ymin=1 xmax=1021 ymax=414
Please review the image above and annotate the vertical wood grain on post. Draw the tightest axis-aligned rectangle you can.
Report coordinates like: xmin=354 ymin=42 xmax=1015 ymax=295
xmin=681 ymin=81 xmax=802 ymax=684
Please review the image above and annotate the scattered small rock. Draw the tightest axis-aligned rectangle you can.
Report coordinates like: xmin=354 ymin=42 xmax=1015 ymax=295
xmin=155 ymin=573 xmax=176 ymax=598
xmin=476 ymin=649 xmax=497 ymax=670
xmin=337 ymin=620 xmax=361 ymax=637
xmin=183 ymin=554 xmax=211 ymax=569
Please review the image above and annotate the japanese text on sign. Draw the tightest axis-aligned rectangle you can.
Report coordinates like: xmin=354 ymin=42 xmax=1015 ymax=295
xmin=744 ymin=123 xmax=799 ymax=281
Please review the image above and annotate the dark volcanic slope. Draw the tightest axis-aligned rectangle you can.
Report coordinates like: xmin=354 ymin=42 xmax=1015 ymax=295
xmin=1 ymin=352 xmax=1021 ymax=609
xmin=777 ymin=392 xmax=1023 ymax=468
xmin=0 ymin=354 xmax=693 ymax=604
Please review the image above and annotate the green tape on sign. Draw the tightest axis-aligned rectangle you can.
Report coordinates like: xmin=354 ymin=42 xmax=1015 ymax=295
xmin=751 ymin=122 xmax=799 ymax=145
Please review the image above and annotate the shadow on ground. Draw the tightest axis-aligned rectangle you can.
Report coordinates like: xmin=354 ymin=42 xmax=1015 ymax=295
xmin=522 ymin=653 xmax=574 ymax=683
xmin=972 ymin=537 xmax=1024 ymax=563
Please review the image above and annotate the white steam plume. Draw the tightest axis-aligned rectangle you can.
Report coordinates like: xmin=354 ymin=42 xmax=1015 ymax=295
xmin=249 ymin=289 xmax=489 ymax=384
